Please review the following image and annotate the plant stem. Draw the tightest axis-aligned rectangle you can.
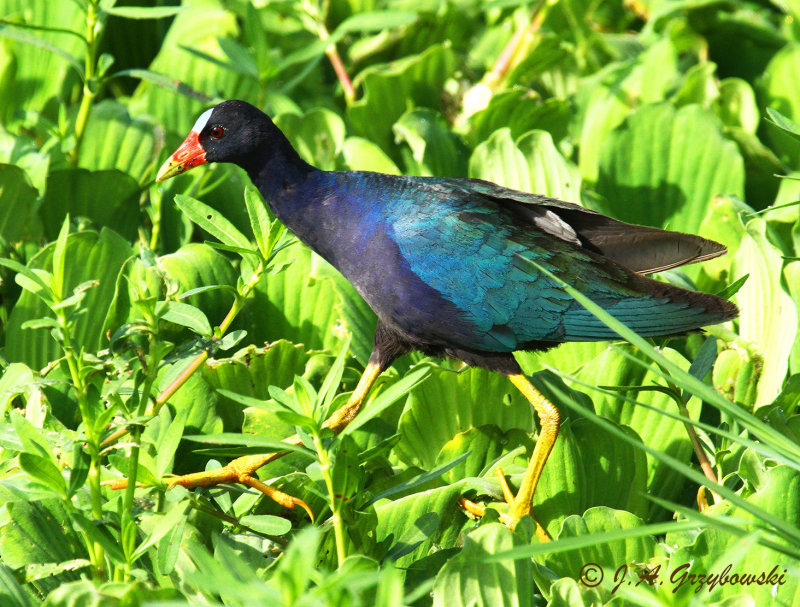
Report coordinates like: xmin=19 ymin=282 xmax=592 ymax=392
xmin=120 ymin=327 xmax=162 ymax=581
xmin=58 ymin=312 xmax=106 ymax=578
xmin=483 ymin=0 xmax=557 ymax=91
xmin=70 ymin=0 xmax=100 ymax=164
xmin=313 ymin=433 xmax=346 ymax=567
xmin=325 ymin=43 xmax=355 ymax=105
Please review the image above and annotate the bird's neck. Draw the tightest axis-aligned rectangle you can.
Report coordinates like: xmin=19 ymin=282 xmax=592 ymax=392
xmin=244 ymin=137 xmax=316 ymax=201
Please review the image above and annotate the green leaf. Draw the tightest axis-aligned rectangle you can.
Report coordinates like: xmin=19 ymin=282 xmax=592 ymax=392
xmin=51 ymin=216 xmax=70 ymax=300
xmin=158 ymin=300 xmax=212 ymax=336
xmin=130 ymin=5 xmax=256 ymax=133
xmin=245 ymin=246 xmax=343 ymax=351
xmin=239 ymin=514 xmax=292 ymax=536
xmin=244 ymin=186 xmax=271 ymax=258
xmin=470 ymin=128 xmax=581 ymax=202
xmin=762 ymin=43 xmax=800 ymax=166
xmin=596 ymin=103 xmax=745 ymax=234
xmin=732 ymin=219 xmax=797 ymax=405
xmin=0 ymin=562 xmax=34 ymax=607
xmin=466 ymin=89 xmax=570 ymax=148
xmin=347 ymin=43 xmax=457 ymax=151
xmin=17 ymin=453 xmax=67 ymax=498
xmin=394 ymin=365 xmax=532 ymax=469
xmin=669 ymin=466 xmax=800 ymax=604
xmin=76 ymin=100 xmax=161 ymax=181
xmin=156 ymin=243 xmax=238 ymax=328
xmin=394 ymin=109 xmax=468 ymax=177
xmin=342 ymin=137 xmax=400 ymax=174
xmin=182 ymin=432 xmax=313 ymax=456
xmin=766 ymin=107 xmax=800 ymax=141
xmin=276 ymin=108 xmax=346 ymax=171
xmin=433 ymin=523 xmax=534 ymax=607
xmin=39 ymin=169 xmax=140 ymax=241
xmin=0 ymin=22 xmax=82 ymax=76
xmin=332 ymin=11 xmax=417 ymax=36
xmin=374 ymin=481 xmax=476 ymax=567
xmin=575 ymin=347 xmax=702 ymax=516
xmin=131 ymin=501 xmax=189 ymax=562
xmin=542 ymin=508 xmax=664 ymax=603
xmin=0 ymin=500 xmax=86 ymax=596
xmin=0 ymin=164 xmax=38 ymax=245
xmin=104 ymin=6 xmax=186 ymax=19
xmin=174 ymin=194 xmax=252 ymax=251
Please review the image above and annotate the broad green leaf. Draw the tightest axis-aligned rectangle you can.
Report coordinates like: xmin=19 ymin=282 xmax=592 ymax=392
xmin=0 ymin=562 xmax=34 ymax=607
xmin=435 ymin=425 xmax=532 ymax=485
xmin=5 ymin=229 xmax=132 ymax=369
xmin=0 ymin=363 xmax=35 ymax=411
xmin=669 ymin=466 xmax=800 ymax=605
xmin=130 ymin=3 xmax=257 ymax=134
xmin=433 ymin=523 xmax=534 ymax=607
xmin=395 ymin=365 xmax=532 ymax=469
xmin=575 ymin=347 xmax=702 ymax=517
xmin=534 ymin=416 xmax=649 ymax=537
xmin=466 ymin=88 xmax=570 ymax=148
xmin=596 ymin=103 xmax=745 ymax=235
xmin=542 ymin=508 xmax=665 ymax=604
xmin=209 ymin=340 xmax=311 ymax=435
xmin=373 ymin=481 xmax=477 ymax=567
xmin=547 ymin=577 xmax=604 ymax=607
xmin=182 ymin=432 xmax=313 ymax=455
xmin=577 ymin=37 xmax=680 ymax=182
xmin=17 ymin=453 xmax=66 ymax=498
xmin=470 ymin=128 xmax=581 ymax=202
xmin=342 ymin=137 xmax=401 ymax=174
xmin=328 ymin=269 xmax=378 ymax=367
xmin=0 ymin=131 xmax=49 ymax=194
xmin=697 ymin=194 xmax=749 ymax=281
xmin=347 ymin=43 xmax=457 ymax=151
xmin=762 ymin=43 xmax=800 ymax=166
xmin=394 ymin=108 xmax=469 ymax=177
xmin=332 ymin=10 xmax=417 ymax=36
xmin=0 ymin=1 xmax=84 ymax=114
xmin=131 ymin=501 xmax=189 ymax=562
xmin=39 ymin=169 xmax=140 ymax=240
xmin=0 ymin=164 xmax=37 ymax=245
xmin=276 ymin=108 xmax=346 ymax=171
xmin=77 ymin=100 xmax=161 ymax=181
xmin=244 ymin=246 xmax=343 ymax=351
xmin=244 ymin=185 xmax=271 ymax=257
xmin=0 ymin=499 xmax=86 ymax=596
xmin=732 ymin=219 xmax=797 ymax=406
xmin=715 ymin=78 xmax=759 ymax=133
xmin=158 ymin=243 xmax=238 ymax=327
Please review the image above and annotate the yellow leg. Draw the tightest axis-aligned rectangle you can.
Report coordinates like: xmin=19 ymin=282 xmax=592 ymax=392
xmin=105 ymin=362 xmax=384 ymax=517
xmin=460 ymin=373 xmax=560 ymax=542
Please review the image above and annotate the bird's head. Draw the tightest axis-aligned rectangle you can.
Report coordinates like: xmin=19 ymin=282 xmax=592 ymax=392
xmin=156 ymin=100 xmax=276 ymax=182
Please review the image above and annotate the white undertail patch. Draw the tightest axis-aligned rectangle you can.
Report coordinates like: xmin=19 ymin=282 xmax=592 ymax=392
xmin=191 ymin=108 xmax=213 ymax=133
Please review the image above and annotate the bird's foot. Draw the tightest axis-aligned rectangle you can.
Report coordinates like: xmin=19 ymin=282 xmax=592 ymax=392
xmin=103 ymin=453 xmax=314 ymax=521
xmin=458 ymin=467 xmax=551 ymax=542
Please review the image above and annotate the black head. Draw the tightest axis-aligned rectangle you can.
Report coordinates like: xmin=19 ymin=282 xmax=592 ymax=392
xmin=156 ymin=100 xmax=294 ymax=182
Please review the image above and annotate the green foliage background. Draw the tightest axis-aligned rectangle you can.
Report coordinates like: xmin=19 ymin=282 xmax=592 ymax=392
xmin=1 ymin=0 xmax=799 ymax=605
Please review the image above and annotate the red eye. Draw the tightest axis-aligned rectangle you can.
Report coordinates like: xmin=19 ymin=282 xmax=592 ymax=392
xmin=209 ymin=126 xmax=224 ymax=139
